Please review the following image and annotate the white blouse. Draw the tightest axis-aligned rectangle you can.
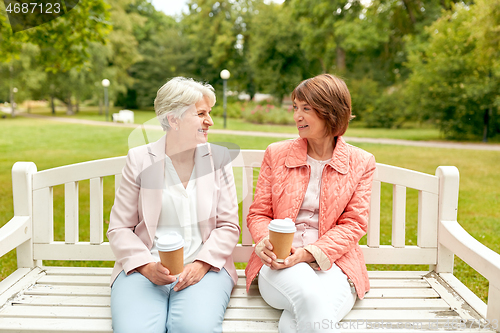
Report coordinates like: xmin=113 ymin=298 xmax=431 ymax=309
xmin=292 ymin=155 xmax=331 ymax=248
xmin=150 ymin=155 xmax=203 ymax=265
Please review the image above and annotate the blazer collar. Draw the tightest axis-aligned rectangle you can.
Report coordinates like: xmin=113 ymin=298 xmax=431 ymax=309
xmin=147 ymin=135 xmax=166 ymax=163
xmin=146 ymin=136 xmax=211 ymax=164
xmin=285 ymin=136 xmax=350 ymax=175
xmin=141 ymin=136 xmax=214 ymax=241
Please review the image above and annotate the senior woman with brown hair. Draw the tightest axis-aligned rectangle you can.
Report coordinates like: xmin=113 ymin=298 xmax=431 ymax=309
xmin=108 ymin=77 xmax=240 ymax=333
xmin=245 ymin=74 xmax=376 ymax=332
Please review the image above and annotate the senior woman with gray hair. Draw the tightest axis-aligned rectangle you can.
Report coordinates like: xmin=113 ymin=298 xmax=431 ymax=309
xmin=107 ymin=77 xmax=240 ymax=333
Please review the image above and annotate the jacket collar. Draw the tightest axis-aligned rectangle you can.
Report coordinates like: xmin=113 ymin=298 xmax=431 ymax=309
xmin=142 ymin=135 xmax=214 ymax=241
xmin=285 ymin=136 xmax=350 ymax=175
xmin=146 ymin=135 xmax=211 ymax=163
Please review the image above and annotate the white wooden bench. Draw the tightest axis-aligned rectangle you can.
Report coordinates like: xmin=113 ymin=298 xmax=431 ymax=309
xmin=111 ymin=110 xmax=134 ymax=124
xmin=1 ymin=150 xmax=500 ymax=332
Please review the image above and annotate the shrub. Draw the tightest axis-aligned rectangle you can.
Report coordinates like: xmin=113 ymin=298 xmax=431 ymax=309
xmin=241 ymin=102 xmax=295 ymax=125
xmin=211 ymin=102 xmax=242 ymax=118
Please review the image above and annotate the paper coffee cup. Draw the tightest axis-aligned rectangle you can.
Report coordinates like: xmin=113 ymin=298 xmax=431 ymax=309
xmin=268 ymin=218 xmax=296 ymax=263
xmin=156 ymin=232 xmax=184 ymax=276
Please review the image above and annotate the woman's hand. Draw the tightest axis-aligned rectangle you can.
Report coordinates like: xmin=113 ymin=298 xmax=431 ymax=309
xmin=269 ymin=247 xmax=318 ymax=270
xmin=256 ymin=238 xmax=277 ymax=267
xmin=173 ymin=260 xmax=211 ymax=292
xmin=137 ymin=262 xmax=177 ymax=285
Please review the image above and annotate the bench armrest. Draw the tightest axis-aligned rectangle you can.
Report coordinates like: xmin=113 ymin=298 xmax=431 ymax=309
xmin=440 ymin=220 xmax=500 ymax=282
xmin=440 ymin=220 xmax=500 ymax=324
xmin=0 ymin=216 xmax=31 ymax=258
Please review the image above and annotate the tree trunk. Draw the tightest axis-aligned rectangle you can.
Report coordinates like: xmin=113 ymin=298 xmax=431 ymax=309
xmin=51 ymin=95 xmax=55 ymax=115
xmin=66 ymin=94 xmax=73 ymax=115
xmin=483 ymin=108 xmax=490 ymax=142
xmin=336 ymin=46 xmax=346 ymax=72
xmin=319 ymin=58 xmax=326 ymax=74
xmin=9 ymin=63 xmax=15 ymax=118
xmin=401 ymin=0 xmax=416 ymax=25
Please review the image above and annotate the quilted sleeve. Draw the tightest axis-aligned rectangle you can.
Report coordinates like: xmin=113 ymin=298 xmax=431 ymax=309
xmin=311 ymin=154 xmax=376 ymax=268
xmin=246 ymin=146 xmax=274 ymax=245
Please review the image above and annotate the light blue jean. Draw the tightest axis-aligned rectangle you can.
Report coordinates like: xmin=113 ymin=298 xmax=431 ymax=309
xmin=110 ymin=268 xmax=234 ymax=333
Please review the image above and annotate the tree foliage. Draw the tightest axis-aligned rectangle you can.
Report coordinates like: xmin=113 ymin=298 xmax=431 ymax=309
xmin=405 ymin=0 xmax=500 ymax=139
xmin=247 ymin=0 xmax=307 ymax=102
xmin=1 ymin=0 xmax=499 ymax=140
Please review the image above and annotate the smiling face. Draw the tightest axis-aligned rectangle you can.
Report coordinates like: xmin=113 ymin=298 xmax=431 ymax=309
xmin=293 ymin=99 xmax=327 ymax=140
xmin=174 ymin=96 xmax=214 ymax=146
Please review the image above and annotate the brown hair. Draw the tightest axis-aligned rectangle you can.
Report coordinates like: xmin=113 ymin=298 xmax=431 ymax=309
xmin=291 ymin=74 xmax=353 ymax=137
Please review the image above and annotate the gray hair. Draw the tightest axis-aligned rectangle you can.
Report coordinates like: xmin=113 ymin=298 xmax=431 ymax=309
xmin=154 ymin=77 xmax=216 ymax=131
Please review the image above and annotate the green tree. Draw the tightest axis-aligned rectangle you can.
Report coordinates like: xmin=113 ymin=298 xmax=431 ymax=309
xmin=405 ymin=0 xmax=500 ymax=140
xmin=247 ymin=1 xmax=307 ymax=102
xmin=117 ymin=0 xmax=188 ymax=108
xmin=1 ymin=0 xmax=110 ymax=71
xmin=181 ymin=0 xmax=246 ymax=83
xmin=290 ymin=0 xmax=368 ymax=73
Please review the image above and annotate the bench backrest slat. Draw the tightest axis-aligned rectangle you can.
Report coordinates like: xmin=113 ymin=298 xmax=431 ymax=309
xmin=392 ymin=184 xmax=407 ymax=248
xmin=90 ymin=178 xmax=104 ymax=245
xmin=367 ymin=179 xmax=381 ymax=247
xmin=33 ymin=187 xmax=54 ymax=244
xmin=33 ymin=157 xmax=126 ymax=190
xmin=28 ymin=150 xmax=441 ymax=266
xmin=64 ymin=181 xmax=79 ymax=244
xmin=417 ymin=191 xmax=439 ymax=248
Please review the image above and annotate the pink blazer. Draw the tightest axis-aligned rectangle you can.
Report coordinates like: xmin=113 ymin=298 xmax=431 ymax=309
xmin=245 ymin=137 xmax=376 ymax=298
xmin=107 ymin=135 xmax=240 ymax=286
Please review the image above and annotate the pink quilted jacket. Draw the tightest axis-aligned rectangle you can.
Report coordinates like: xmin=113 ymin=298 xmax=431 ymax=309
xmin=245 ymin=137 xmax=376 ymax=299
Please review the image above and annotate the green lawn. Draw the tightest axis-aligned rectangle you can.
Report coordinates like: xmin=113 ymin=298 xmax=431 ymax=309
xmin=1 ymin=116 xmax=499 ymax=303
xmin=23 ymin=106 xmax=445 ymax=141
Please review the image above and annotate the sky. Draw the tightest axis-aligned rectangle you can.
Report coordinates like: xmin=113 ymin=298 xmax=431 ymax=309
xmin=151 ymin=0 xmax=189 ymax=17
xmin=151 ymin=0 xmax=286 ymax=17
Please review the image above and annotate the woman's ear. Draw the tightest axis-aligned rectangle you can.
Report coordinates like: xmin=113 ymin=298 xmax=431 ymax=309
xmin=167 ymin=114 xmax=179 ymax=129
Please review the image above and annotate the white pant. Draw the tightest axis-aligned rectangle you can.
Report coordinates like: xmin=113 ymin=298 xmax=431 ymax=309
xmin=258 ymin=262 xmax=356 ymax=333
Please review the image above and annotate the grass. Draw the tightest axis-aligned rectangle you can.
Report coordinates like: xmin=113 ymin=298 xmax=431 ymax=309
xmin=1 ymin=116 xmax=499 ymax=303
xmin=23 ymin=106 xmax=448 ymax=141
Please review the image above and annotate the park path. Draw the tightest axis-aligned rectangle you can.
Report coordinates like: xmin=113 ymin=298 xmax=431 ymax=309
xmin=19 ymin=113 xmax=500 ymax=151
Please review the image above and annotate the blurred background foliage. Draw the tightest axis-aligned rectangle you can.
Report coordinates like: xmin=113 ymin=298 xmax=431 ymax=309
xmin=1 ymin=0 xmax=500 ymax=140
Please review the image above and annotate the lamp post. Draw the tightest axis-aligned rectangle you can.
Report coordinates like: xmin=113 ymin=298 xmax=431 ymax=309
xmin=11 ymin=87 xmax=18 ymax=118
xmin=101 ymin=79 xmax=110 ymax=121
xmin=220 ymin=69 xmax=230 ymax=129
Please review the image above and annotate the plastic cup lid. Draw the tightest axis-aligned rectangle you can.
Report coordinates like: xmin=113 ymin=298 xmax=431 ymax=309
xmin=268 ymin=218 xmax=296 ymax=233
xmin=156 ymin=232 xmax=184 ymax=252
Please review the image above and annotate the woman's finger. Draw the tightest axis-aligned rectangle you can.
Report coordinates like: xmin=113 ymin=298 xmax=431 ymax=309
xmin=264 ymin=239 xmax=273 ymax=250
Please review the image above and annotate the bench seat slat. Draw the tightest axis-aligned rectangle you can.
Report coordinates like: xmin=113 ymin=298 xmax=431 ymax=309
xmin=37 ymin=275 xmax=110 ymax=286
xmin=366 ymin=270 xmax=429 ymax=279
xmin=27 ymin=285 xmax=110 ymax=296
xmin=345 ymin=309 xmax=460 ymax=321
xmin=15 ymin=295 xmax=451 ymax=311
xmin=43 ymin=267 xmax=113 ymax=276
xmin=12 ymin=295 xmax=110 ymax=307
xmin=0 ymin=317 xmax=112 ymax=332
xmin=222 ymin=321 xmax=278 ymax=333
xmin=0 ymin=306 xmax=111 ymax=319
xmin=225 ymin=308 xmax=281 ymax=321
xmin=364 ymin=288 xmax=439 ymax=298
